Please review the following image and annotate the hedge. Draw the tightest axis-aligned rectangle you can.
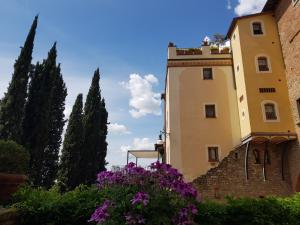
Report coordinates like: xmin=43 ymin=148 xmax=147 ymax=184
xmin=9 ymin=186 xmax=300 ymax=225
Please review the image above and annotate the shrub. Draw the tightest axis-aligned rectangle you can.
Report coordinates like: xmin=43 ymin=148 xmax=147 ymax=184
xmin=89 ymin=162 xmax=199 ymax=225
xmin=12 ymin=185 xmax=104 ymax=225
xmin=0 ymin=140 xmax=29 ymax=174
xmin=195 ymin=195 xmax=300 ymax=225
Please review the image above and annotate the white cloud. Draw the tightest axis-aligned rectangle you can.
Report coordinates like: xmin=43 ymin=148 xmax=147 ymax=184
xmin=133 ymin=137 xmax=154 ymax=150
xmin=108 ymin=123 xmax=130 ymax=135
xmin=121 ymin=73 xmax=161 ymax=118
xmin=227 ymin=0 xmax=232 ymax=10
xmin=234 ymin=0 xmax=267 ymax=16
xmin=120 ymin=145 xmax=131 ymax=152
xmin=120 ymin=137 xmax=155 ymax=153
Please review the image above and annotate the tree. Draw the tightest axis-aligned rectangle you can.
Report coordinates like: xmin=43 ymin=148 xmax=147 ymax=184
xmin=41 ymin=64 xmax=67 ymax=188
xmin=212 ymin=33 xmax=226 ymax=47
xmin=79 ymin=68 xmax=108 ymax=185
xmin=22 ymin=43 xmax=57 ymax=186
xmin=57 ymin=94 xmax=83 ymax=191
xmin=0 ymin=16 xmax=38 ymax=143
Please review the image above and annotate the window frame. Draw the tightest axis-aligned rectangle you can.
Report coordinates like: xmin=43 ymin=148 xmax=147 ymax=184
xmin=204 ymin=103 xmax=217 ymax=118
xmin=255 ymin=55 xmax=272 ymax=73
xmin=250 ymin=20 xmax=266 ymax=37
xmin=202 ymin=67 xmax=214 ymax=80
xmin=207 ymin=145 xmax=220 ymax=163
xmin=261 ymin=100 xmax=280 ymax=122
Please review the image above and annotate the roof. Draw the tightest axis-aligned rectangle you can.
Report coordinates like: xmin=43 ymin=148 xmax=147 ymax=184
xmin=262 ymin=0 xmax=279 ymax=12
xmin=128 ymin=150 xmax=159 ymax=159
xmin=226 ymin=12 xmax=271 ymax=39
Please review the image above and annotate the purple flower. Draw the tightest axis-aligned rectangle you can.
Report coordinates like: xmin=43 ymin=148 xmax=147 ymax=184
xmin=125 ymin=213 xmax=146 ymax=224
xmin=88 ymin=200 xmax=113 ymax=223
xmin=131 ymin=192 xmax=149 ymax=206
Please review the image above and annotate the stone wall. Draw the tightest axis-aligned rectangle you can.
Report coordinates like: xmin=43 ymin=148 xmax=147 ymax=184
xmin=193 ymin=143 xmax=293 ymax=200
xmin=274 ymin=0 xmax=300 ymax=192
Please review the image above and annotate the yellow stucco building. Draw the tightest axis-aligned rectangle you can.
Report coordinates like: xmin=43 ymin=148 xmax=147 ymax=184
xmin=164 ymin=11 xmax=297 ymax=183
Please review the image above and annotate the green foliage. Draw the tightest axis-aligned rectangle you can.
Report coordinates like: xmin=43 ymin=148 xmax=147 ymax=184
xmin=22 ymin=43 xmax=65 ymax=187
xmin=0 ymin=16 xmax=38 ymax=143
xmin=41 ymin=64 xmax=67 ymax=188
xmin=0 ymin=140 xmax=29 ymax=174
xmin=12 ymin=185 xmax=104 ymax=225
xmin=58 ymin=94 xmax=84 ymax=191
xmin=79 ymin=68 xmax=108 ymax=185
xmin=195 ymin=195 xmax=300 ymax=225
xmin=10 ymin=186 xmax=300 ymax=225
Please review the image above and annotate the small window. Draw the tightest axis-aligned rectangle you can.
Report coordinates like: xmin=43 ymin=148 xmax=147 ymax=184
xmin=264 ymin=103 xmax=277 ymax=120
xmin=252 ymin=22 xmax=264 ymax=35
xmin=296 ymin=98 xmax=300 ymax=119
xmin=257 ymin=57 xmax=270 ymax=72
xmin=208 ymin=147 xmax=219 ymax=162
xmin=205 ymin=104 xmax=216 ymax=118
xmin=259 ymin=88 xmax=276 ymax=93
xmin=203 ymin=68 xmax=213 ymax=80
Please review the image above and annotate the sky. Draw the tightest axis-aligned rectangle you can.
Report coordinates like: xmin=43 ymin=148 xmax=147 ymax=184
xmin=0 ymin=0 xmax=267 ymax=167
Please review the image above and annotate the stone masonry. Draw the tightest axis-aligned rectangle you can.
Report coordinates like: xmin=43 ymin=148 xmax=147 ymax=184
xmin=273 ymin=0 xmax=300 ymax=192
xmin=193 ymin=143 xmax=293 ymax=200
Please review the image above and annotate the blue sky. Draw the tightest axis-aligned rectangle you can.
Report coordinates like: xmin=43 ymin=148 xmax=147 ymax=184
xmin=0 ymin=0 xmax=267 ymax=167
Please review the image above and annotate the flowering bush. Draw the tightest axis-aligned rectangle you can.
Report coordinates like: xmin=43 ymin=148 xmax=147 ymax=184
xmin=89 ymin=162 xmax=199 ymax=225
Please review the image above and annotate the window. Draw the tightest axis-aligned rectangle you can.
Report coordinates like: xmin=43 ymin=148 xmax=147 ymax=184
xmin=297 ymin=98 xmax=300 ymax=119
xmin=208 ymin=147 xmax=219 ymax=162
xmin=203 ymin=68 xmax=213 ymax=80
xmin=259 ymin=88 xmax=276 ymax=93
xmin=257 ymin=56 xmax=270 ymax=72
xmin=205 ymin=104 xmax=216 ymax=118
xmin=264 ymin=103 xmax=277 ymax=120
xmin=252 ymin=22 xmax=264 ymax=35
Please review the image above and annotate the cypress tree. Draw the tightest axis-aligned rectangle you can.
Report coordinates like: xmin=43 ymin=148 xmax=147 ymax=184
xmin=41 ymin=64 xmax=67 ymax=188
xmin=98 ymin=98 xmax=108 ymax=171
xmin=0 ymin=16 xmax=38 ymax=143
xmin=22 ymin=43 xmax=57 ymax=186
xmin=58 ymin=94 xmax=83 ymax=191
xmin=80 ymin=68 xmax=107 ymax=185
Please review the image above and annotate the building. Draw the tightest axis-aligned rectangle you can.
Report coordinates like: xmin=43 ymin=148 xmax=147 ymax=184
xmin=165 ymin=42 xmax=240 ymax=182
xmin=263 ymin=0 xmax=300 ymax=193
xmin=163 ymin=0 xmax=300 ymax=199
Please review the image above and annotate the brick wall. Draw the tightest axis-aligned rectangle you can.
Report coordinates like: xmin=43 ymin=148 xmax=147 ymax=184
xmin=193 ymin=143 xmax=293 ymax=200
xmin=274 ymin=0 xmax=300 ymax=192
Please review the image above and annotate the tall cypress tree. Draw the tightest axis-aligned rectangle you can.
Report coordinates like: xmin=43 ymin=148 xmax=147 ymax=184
xmin=79 ymin=68 xmax=107 ymax=185
xmin=41 ymin=64 xmax=67 ymax=188
xmin=98 ymin=98 xmax=108 ymax=171
xmin=0 ymin=16 xmax=38 ymax=143
xmin=22 ymin=43 xmax=57 ymax=186
xmin=58 ymin=94 xmax=83 ymax=191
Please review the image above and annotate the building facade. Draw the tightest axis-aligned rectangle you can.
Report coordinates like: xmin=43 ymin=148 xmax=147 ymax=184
xmin=165 ymin=43 xmax=240 ymax=181
xmin=164 ymin=0 xmax=300 ymax=198
xmin=263 ymin=0 xmax=300 ymax=192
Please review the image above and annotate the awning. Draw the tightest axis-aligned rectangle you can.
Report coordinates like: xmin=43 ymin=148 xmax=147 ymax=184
xmin=128 ymin=150 xmax=159 ymax=159
xmin=126 ymin=150 xmax=161 ymax=165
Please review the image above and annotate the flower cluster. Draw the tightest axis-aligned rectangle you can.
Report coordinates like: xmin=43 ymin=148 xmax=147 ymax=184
xmin=125 ymin=213 xmax=146 ymax=225
xmin=90 ymin=162 xmax=199 ymax=224
xmin=88 ymin=200 xmax=113 ymax=223
xmin=173 ymin=204 xmax=198 ymax=225
xmin=131 ymin=192 xmax=149 ymax=206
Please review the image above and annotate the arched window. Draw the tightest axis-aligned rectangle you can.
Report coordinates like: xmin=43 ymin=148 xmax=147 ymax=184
xmin=251 ymin=21 xmax=264 ymax=35
xmin=261 ymin=101 xmax=279 ymax=122
xmin=257 ymin=56 xmax=270 ymax=72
